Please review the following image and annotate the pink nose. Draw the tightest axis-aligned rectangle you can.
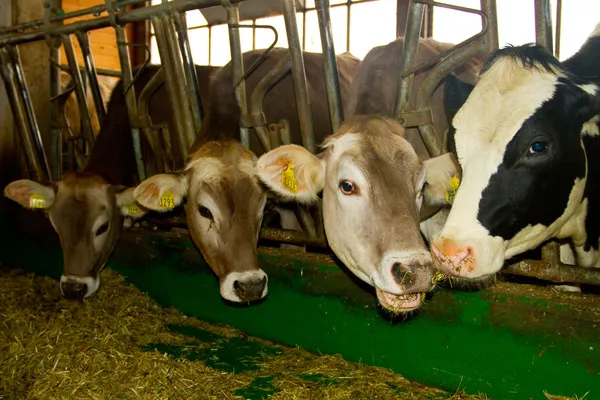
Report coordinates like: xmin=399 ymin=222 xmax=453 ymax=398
xmin=430 ymin=238 xmax=474 ymax=277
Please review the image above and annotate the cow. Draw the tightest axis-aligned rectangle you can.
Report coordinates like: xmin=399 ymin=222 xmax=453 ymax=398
xmin=133 ymin=48 xmax=361 ymax=304
xmin=60 ymin=71 xmax=119 ymax=139
xmin=4 ymin=64 xmax=218 ymax=300
xmin=254 ymin=38 xmax=484 ymax=315
xmin=430 ymin=23 xmax=600 ymax=284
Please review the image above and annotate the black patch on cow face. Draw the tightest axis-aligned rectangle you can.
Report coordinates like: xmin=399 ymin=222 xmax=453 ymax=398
xmin=477 ymin=81 xmax=589 ymax=239
xmin=443 ymin=75 xmax=475 ymax=157
xmin=481 ymin=44 xmax=561 ymax=76
xmin=583 ymin=133 xmax=600 ymax=251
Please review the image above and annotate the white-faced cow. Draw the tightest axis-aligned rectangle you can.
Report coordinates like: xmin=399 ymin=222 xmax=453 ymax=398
xmin=4 ymin=64 xmax=218 ymax=300
xmin=431 ymin=23 xmax=600 ymax=282
xmin=133 ymin=49 xmax=361 ymax=304
xmin=257 ymin=116 xmax=459 ymax=314
xmin=254 ymin=38 xmax=484 ymax=315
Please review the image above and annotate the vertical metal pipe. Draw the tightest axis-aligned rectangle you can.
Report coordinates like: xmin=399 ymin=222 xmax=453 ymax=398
xmin=75 ymin=31 xmax=107 ymax=128
xmin=113 ymin=24 xmax=146 ymax=180
xmin=45 ymin=0 xmax=63 ymax=180
xmin=61 ymin=34 xmax=96 ymax=152
xmin=151 ymin=14 xmax=197 ymax=166
xmin=394 ymin=0 xmax=424 ymax=120
xmin=534 ymin=0 xmax=553 ymax=53
xmin=223 ymin=2 xmax=250 ymax=148
xmin=172 ymin=11 xmax=204 ymax=131
xmin=0 ymin=48 xmax=51 ymax=181
xmin=315 ymin=0 xmax=344 ymax=131
xmin=282 ymin=0 xmax=316 ymax=153
xmin=555 ymin=0 xmax=562 ymax=59
xmin=480 ymin=0 xmax=499 ymax=55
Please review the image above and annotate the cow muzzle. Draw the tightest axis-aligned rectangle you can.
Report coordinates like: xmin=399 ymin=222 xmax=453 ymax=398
xmin=221 ymin=270 xmax=268 ymax=303
xmin=60 ymin=275 xmax=100 ymax=300
xmin=430 ymin=236 xmax=504 ymax=280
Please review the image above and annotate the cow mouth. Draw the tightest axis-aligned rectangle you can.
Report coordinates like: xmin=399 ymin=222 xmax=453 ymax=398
xmin=375 ymin=288 xmax=424 ymax=313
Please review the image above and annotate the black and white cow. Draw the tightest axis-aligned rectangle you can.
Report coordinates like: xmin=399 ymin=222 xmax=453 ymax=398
xmin=431 ymin=23 xmax=600 ymax=281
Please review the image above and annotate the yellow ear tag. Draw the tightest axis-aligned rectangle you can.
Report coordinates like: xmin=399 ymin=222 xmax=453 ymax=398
xmin=281 ymin=163 xmax=298 ymax=194
xmin=444 ymin=175 xmax=461 ymax=203
xmin=128 ymin=203 xmax=140 ymax=215
xmin=159 ymin=191 xmax=175 ymax=209
xmin=29 ymin=194 xmax=46 ymax=209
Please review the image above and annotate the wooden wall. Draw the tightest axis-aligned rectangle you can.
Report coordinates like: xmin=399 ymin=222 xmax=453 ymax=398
xmin=60 ymin=0 xmax=122 ymax=71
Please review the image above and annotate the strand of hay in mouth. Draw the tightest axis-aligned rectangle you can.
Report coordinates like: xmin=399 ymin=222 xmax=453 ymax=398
xmin=0 ymin=266 xmax=575 ymax=400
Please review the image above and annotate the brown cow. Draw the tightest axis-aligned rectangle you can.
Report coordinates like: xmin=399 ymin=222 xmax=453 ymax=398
xmin=134 ymin=48 xmax=361 ymax=303
xmin=4 ymin=64 xmax=218 ymax=300
xmin=254 ymin=38 xmax=483 ymax=315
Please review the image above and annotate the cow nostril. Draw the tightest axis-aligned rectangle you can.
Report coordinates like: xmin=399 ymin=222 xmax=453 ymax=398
xmin=61 ymin=282 xmax=88 ymax=300
xmin=233 ymin=277 xmax=267 ymax=301
xmin=391 ymin=263 xmax=416 ymax=287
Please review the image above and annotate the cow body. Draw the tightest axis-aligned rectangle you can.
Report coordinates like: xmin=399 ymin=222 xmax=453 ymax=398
xmin=431 ymin=23 xmax=600 ymax=281
xmin=134 ymin=49 xmax=361 ymax=304
xmin=345 ymin=37 xmax=484 ymax=159
xmin=4 ymin=64 xmax=217 ymax=299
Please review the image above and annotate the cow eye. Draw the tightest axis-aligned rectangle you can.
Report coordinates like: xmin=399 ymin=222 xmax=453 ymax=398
xmin=529 ymin=141 xmax=548 ymax=154
xmin=96 ymin=222 xmax=109 ymax=236
xmin=339 ymin=180 xmax=357 ymax=195
xmin=198 ymin=205 xmax=213 ymax=220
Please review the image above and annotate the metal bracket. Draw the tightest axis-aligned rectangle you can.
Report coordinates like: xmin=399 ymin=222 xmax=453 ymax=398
xmin=397 ymin=108 xmax=434 ymax=128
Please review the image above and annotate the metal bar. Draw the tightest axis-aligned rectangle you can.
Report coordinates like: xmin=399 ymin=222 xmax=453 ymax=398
xmin=503 ymin=242 xmax=600 ymax=287
xmin=45 ymin=0 xmax=63 ymax=180
xmin=260 ymin=227 xmax=328 ymax=249
xmin=151 ymin=14 xmax=196 ymax=167
xmin=137 ymin=67 xmax=168 ymax=172
xmin=282 ymin=0 xmax=316 ymax=154
xmin=249 ymin=55 xmax=292 ymax=152
xmin=110 ymin=19 xmax=146 ymax=181
xmin=75 ymin=31 xmax=107 ymax=129
xmin=555 ymin=0 xmax=562 ymax=59
xmin=534 ymin=0 xmax=553 ymax=53
xmin=0 ymin=48 xmax=51 ymax=181
xmin=315 ymin=0 xmax=344 ymax=132
xmin=223 ymin=1 xmax=250 ymax=148
xmin=479 ymin=0 xmax=498 ymax=55
xmin=61 ymin=34 xmax=96 ymax=152
xmin=394 ymin=0 xmax=425 ymax=120
xmin=0 ymin=0 xmax=241 ymax=47
xmin=172 ymin=11 xmax=204 ymax=132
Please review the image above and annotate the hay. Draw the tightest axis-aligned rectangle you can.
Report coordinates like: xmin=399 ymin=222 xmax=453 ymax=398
xmin=0 ymin=266 xmax=570 ymax=400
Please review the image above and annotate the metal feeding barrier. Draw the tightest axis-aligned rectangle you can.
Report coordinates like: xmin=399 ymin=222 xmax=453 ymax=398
xmin=0 ymin=0 xmax=597 ymax=287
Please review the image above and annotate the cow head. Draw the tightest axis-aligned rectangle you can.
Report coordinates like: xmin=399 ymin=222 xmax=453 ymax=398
xmin=431 ymin=44 xmax=600 ymax=281
xmin=133 ymin=140 xmax=268 ymax=304
xmin=4 ymin=173 xmax=146 ymax=299
xmin=257 ymin=116 xmax=459 ymax=314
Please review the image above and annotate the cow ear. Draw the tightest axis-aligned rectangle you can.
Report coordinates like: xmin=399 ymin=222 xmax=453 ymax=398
xmin=115 ymin=187 xmax=148 ymax=219
xmin=257 ymin=144 xmax=325 ymax=204
xmin=422 ymin=153 xmax=462 ymax=206
xmin=133 ymin=173 xmax=187 ymax=212
xmin=4 ymin=179 xmax=56 ymax=210
xmin=444 ymin=74 xmax=475 ymax=123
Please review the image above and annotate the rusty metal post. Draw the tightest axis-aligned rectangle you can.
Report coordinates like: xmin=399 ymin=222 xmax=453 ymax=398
xmin=0 ymin=48 xmax=51 ymax=181
xmin=479 ymin=0 xmax=498 ymax=55
xmin=75 ymin=31 xmax=107 ymax=128
xmin=315 ymin=0 xmax=343 ymax=132
xmin=535 ymin=0 xmax=553 ymax=54
xmin=222 ymin=0 xmax=250 ymax=148
xmin=61 ymin=34 xmax=96 ymax=153
xmin=249 ymin=55 xmax=292 ymax=151
xmin=151 ymin=13 xmax=197 ymax=167
xmin=394 ymin=0 xmax=424 ymax=121
xmin=172 ymin=11 xmax=204 ymax=132
xmin=282 ymin=0 xmax=316 ymax=154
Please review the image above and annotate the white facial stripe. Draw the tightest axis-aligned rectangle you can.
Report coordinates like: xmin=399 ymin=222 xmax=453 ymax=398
xmin=577 ymin=83 xmax=599 ymax=96
xmin=582 ymin=115 xmax=600 ymax=137
xmin=592 ymin=22 xmax=600 ymax=37
xmin=60 ymin=274 xmax=100 ymax=298
xmin=220 ymin=270 xmax=268 ymax=302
